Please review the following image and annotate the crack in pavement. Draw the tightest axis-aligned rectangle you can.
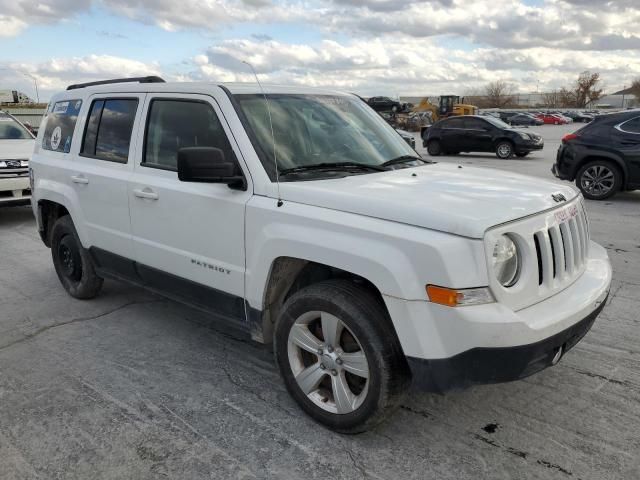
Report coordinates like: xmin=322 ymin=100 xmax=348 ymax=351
xmin=346 ymin=449 xmax=368 ymax=479
xmin=0 ymin=299 xmax=159 ymax=353
xmin=400 ymin=405 xmax=580 ymax=478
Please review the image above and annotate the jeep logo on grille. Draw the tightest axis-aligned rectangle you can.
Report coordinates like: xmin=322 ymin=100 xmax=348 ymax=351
xmin=552 ymin=193 xmax=567 ymax=203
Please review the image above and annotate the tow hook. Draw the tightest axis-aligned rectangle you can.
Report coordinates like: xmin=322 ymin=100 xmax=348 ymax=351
xmin=551 ymin=345 xmax=564 ymax=365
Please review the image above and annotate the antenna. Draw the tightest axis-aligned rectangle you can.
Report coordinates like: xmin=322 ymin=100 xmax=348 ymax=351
xmin=242 ymin=60 xmax=282 ymax=207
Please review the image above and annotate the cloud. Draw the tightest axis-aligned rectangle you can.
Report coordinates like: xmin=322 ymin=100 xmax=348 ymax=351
xmin=2 ymin=0 xmax=640 ymax=97
xmin=102 ymin=0 xmax=311 ymax=32
xmin=0 ymin=15 xmax=27 ymax=37
xmin=187 ymin=36 xmax=640 ymax=95
xmin=1 ymin=55 xmax=161 ymax=98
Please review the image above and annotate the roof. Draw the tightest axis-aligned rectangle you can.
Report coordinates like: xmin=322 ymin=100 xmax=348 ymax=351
xmin=612 ymin=87 xmax=635 ymax=96
xmin=52 ymin=80 xmax=351 ymax=101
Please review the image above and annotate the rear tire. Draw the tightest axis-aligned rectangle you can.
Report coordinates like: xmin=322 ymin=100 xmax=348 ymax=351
xmin=427 ymin=140 xmax=442 ymax=156
xmin=576 ymin=160 xmax=622 ymax=200
xmin=51 ymin=216 xmax=103 ymax=299
xmin=495 ymin=141 xmax=514 ymax=159
xmin=274 ymin=280 xmax=409 ymax=433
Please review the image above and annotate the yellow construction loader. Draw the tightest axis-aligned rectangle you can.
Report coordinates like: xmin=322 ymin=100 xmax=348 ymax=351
xmin=413 ymin=95 xmax=477 ymax=121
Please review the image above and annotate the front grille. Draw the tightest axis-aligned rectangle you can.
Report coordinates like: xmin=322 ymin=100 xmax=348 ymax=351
xmin=484 ymin=196 xmax=591 ymax=311
xmin=0 ymin=169 xmax=29 ymax=177
xmin=0 ymin=159 xmax=29 ymax=178
xmin=533 ymin=203 xmax=589 ymax=286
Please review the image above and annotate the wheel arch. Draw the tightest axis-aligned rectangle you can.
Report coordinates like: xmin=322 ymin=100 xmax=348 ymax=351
xmin=494 ymin=137 xmax=515 ymax=148
xmin=37 ymin=199 xmax=71 ymax=247
xmin=249 ymin=256 xmax=389 ymax=346
xmin=573 ymin=154 xmax=628 ymax=185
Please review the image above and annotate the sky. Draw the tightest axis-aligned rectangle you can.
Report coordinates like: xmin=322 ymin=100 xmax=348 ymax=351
xmin=1 ymin=0 xmax=639 ymax=102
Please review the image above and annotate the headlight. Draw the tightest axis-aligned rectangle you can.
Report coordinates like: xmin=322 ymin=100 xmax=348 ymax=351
xmin=518 ymin=132 xmax=530 ymax=140
xmin=492 ymin=235 xmax=520 ymax=287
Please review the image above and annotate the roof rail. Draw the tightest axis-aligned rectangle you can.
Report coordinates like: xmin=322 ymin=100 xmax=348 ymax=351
xmin=66 ymin=76 xmax=166 ymax=91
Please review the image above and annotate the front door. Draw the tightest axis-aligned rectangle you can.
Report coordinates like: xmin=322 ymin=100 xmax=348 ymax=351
xmin=128 ymin=93 xmax=252 ymax=324
xmin=462 ymin=117 xmax=495 ymax=152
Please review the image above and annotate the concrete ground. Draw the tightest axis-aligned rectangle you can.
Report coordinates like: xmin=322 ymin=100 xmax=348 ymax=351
xmin=1 ymin=123 xmax=639 ymax=479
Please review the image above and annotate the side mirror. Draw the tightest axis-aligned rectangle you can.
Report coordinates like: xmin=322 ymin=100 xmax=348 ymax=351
xmin=177 ymin=147 xmax=246 ymax=190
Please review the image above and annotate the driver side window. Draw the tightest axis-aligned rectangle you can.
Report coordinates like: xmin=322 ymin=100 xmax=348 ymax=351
xmin=143 ymin=99 xmax=234 ymax=171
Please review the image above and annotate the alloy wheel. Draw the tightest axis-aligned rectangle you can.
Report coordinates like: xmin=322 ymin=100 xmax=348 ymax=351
xmin=287 ymin=310 xmax=369 ymax=414
xmin=497 ymin=143 xmax=512 ymax=158
xmin=581 ymin=165 xmax=615 ymax=197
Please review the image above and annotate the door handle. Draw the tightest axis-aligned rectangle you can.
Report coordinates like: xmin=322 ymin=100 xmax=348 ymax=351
xmin=71 ymin=175 xmax=89 ymax=184
xmin=133 ymin=188 xmax=159 ymax=200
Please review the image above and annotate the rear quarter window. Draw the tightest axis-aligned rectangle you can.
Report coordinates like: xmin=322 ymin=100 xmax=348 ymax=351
xmin=42 ymin=100 xmax=83 ymax=153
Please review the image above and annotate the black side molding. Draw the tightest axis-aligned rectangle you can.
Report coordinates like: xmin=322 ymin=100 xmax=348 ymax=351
xmin=66 ymin=76 xmax=166 ymax=91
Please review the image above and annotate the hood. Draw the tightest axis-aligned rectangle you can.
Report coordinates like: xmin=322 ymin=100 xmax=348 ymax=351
xmin=507 ymin=128 xmax=542 ymax=139
xmin=0 ymin=139 xmax=35 ymax=160
xmin=278 ymin=163 xmax=577 ymax=238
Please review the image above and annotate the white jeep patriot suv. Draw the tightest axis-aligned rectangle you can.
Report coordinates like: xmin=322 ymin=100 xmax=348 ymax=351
xmin=30 ymin=77 xmax=612 ymax=432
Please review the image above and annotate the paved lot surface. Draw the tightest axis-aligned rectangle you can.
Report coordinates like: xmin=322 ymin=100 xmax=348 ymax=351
xmin=1 ymin=123 xmax=639 ymax=479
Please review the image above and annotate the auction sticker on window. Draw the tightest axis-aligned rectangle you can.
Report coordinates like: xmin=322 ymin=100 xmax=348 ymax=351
xmin=555 ymin=204 xmax=579 ymax=223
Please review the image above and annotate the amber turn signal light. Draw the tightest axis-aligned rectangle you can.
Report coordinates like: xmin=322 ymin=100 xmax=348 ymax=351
xmin=426 ymin=285 xmax=494 ymax=307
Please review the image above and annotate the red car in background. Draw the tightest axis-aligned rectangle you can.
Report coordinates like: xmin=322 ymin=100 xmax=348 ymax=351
xmin=535 ymin=113 xmax=569 ymax=125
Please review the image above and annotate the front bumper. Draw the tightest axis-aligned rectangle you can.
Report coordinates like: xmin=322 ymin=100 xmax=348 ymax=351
xmin=407 ymin=297 xmax=605 ymax=392
xmin=0 ymin=176 xmax=31 ymax=205
xmin=384 ymin=241 xmax=612 ymax=392
xmin=517 ymin=140 xmax=544 ymax=153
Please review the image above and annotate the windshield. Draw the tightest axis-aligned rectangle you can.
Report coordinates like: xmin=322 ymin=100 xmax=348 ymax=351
xmin=234 ymin=94 xmax=417 ymax=180
xmin=0 ymin=114 xmax=32 ymax=140
xmin=483 ymin=116 xmax=512 ymax=129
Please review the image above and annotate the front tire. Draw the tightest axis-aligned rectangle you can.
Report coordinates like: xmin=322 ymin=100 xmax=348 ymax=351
xmin=495 ymin=141 xmax=514 ymax=159
xmin=51 ymin=215 xmax=103 ymax=299
xmin=427 ymin=139 xmax=442 ymax=156
xmin=275 ymin=280 xmax=409 ymax=433
xmin=576 ymin=160 xmax=622 ymax=200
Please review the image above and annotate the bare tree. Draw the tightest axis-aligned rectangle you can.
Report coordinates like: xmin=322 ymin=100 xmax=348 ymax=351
xmin=542 ymin=90 xmax=561 ymax=108
xmin=573 ymin=71 xmax=603 ymax=108
xmin=484 ymin=80 xmax=515 ymax=108
xmin=559 ymin=87 xmax=577 ymax=108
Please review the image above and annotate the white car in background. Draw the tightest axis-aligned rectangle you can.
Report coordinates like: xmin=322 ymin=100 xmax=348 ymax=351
xmin=0 ymin=111 xmax=34 ymax=206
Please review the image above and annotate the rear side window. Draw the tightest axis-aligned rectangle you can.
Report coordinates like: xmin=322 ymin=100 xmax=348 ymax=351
xmin=464 ymin=118 xmax=488 ymax=130
xmin=618 ymin=117 xmax=640 ymax=134
xmin=81 ymin=99 xmax=138 ymax=163
xmin=443 ymin=117 xmax=464 ymax=128
xmin=42 ymin=100 xmax=82 ymax=152
xmin=143 ymin=99 xmax=234 ymax=170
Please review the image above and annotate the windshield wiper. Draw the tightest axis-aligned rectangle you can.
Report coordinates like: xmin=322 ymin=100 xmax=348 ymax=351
xmin=279 ymin=162 xmax=386 ymax=177
xmin=381 ymin=155 xmax=427 ymax=168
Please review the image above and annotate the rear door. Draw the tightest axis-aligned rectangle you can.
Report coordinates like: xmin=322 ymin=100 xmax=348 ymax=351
xmin=128 ymin=93 xmax=251 ymax=324
xmin=613 ymin=116 xmax=640 ymax=184
xmin=439 ymin=117 xmax=465 ymax=151
xmin=70 ymin=94 xmax=143 ymax=259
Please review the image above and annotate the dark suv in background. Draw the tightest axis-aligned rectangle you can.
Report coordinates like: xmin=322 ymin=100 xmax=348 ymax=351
xmin=553 ymin=110 xmax=640 ymax=200
xmin=424 ymin=115 xmax=543 ymax=159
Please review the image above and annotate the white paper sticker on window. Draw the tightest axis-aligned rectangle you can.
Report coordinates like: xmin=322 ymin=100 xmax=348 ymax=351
xmin=53 ymin=102 xmax=69 ymax=114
